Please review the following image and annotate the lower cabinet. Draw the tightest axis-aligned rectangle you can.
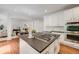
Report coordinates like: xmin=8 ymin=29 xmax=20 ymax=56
xmin=41 ymin=39 xmax=60 ymax=54
xmin=20 ymin=38 xmax=60 ymax=54
xmin=20 ymin=38 xmax=39 ymax=54
xmin=42 ymin=46 xmax=50 ymax=54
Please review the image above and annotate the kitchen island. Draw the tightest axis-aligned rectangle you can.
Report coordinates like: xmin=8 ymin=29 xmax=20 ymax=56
xmin=20 ymin=33 xmax=60 ymax=54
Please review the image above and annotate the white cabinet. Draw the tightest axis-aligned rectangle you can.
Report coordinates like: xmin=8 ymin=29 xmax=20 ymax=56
xmin=64 ymin=8 xmax=74 ymax=22
xmin=72 ymin=7 xmax=79 ymax=22
xmin=44 ymin=6 xmax=79 ymax=27
xmin=64 ymin=7 xmax=79 ymax=22
xmin=42 ymin=46 xmax=50 ymax=54
xmin=44 ymin=15 xmax=53 ymax=26
xmin=44 ymin=14 xmax=58 ymax=26
xmin=57 ymin=12 xmax=65 ymax=26
xmin=44 ymin=12 xmax=65 ymax=26
xmin=44 ymin=15 xmax=57 ymax=26
xmin=41 ymin=39 xmax=60 ymax=54
xmin=51 ymin=14 xmax=58 ymax=26
xmin=20 ymin=38 xmax=39 ymax=54
xmin=49 ymin=39 xmax=60 ymax=54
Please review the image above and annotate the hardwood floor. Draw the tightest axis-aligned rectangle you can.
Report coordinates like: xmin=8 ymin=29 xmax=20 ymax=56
xmin=0 ymin=37 xmax=79 ymax=54
xmin=0 ymin=37 xmax=19 ymax=54
xmin=59 ymin=44 xmax=79 ymax=54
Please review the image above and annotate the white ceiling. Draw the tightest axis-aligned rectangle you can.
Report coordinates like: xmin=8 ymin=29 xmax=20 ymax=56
xmin=0 ymin=4 xmax=78 ymax=19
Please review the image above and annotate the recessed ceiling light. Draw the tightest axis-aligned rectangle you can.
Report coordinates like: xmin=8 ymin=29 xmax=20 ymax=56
xmin=28 ymin=12 xmax=31 ymax=16
xmin=45 ymin=9 xmax=47 ymax=13
xmin=14 ymin=9 xmax=17 ymax=12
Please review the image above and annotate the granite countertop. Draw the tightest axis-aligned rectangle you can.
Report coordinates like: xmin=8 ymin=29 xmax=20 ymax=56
xmin=20 ymin=34 xmax=60 ymax=53
xmin=51 ymin=31 xmax=65 ymax=33
xmin=51 ymin=31 xmax=77 ymax=33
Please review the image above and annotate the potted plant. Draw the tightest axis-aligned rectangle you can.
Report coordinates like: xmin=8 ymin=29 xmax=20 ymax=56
xmin=0 ymin=25 xmax=4 ymax=30
xmin=32 ymin=29 xmax=36 ymax=33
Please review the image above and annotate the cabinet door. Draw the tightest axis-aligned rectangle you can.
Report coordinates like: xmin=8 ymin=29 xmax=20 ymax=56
xmin=51 ymin=15 xmax=58 ymax=26
xmin=63 ymin=8 xmax=79 ymax=22
xmin=41 ymin=46 xmax=49 ymax=54
xmin=44 ymin=16 xmax=49 ymax=26
xmin=64 ymin=9 xmax=73 ymax=22
xmin=57 ymin=12 xmax=65 ymax=26
xmin=48 ymin=41 xmax=55 ymax=54
xmin=44 ymin=11 xmax=66 ymax=26
xmin=51 ymin=12 xmax=65 ymax=26
xmin=48 ymin=16 xmax=53 ymax=26
xmin=48 ymin=39 xmax=60 ymax=54
xmin=72 ymin=7 xmax=79 ymax=22
xmin=54 ymin=39 xmax=60 ymax=54
xmin=42 ymin=39 xmax=60 ymax=54
xmin=20 ymin=38 xmax=39 ymax=54
xmin=44 ymin=15 xmax=52 ymax=26
xmin=44 ymin=14 xmax=58 ymax=26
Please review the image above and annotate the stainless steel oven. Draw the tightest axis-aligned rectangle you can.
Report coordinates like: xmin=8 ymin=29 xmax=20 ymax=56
xmin=66 ymin=22 xmax=79 ymax=42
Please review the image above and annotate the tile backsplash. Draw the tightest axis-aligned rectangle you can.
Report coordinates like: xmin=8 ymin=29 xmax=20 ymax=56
xmin=44 ymin=26 xmax=65 ymax=31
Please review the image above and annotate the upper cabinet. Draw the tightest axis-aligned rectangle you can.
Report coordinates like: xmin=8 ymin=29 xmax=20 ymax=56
xmin=44 ymin=6 xmax=79 ymax=27
xmin=44 ymin=15 xmax=53 ymax=26
xmin=44 ymin=11 xmax=65 ymax=26
xmin=64 ymin=7 xmax=79 ymax=22
xmin=56 ymin=12 xmax=65 ymax=26
xmin=72 ymin=7 xmax=79 ymax=22
xmin=64 ymin=9 xmax=73 ymax=22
